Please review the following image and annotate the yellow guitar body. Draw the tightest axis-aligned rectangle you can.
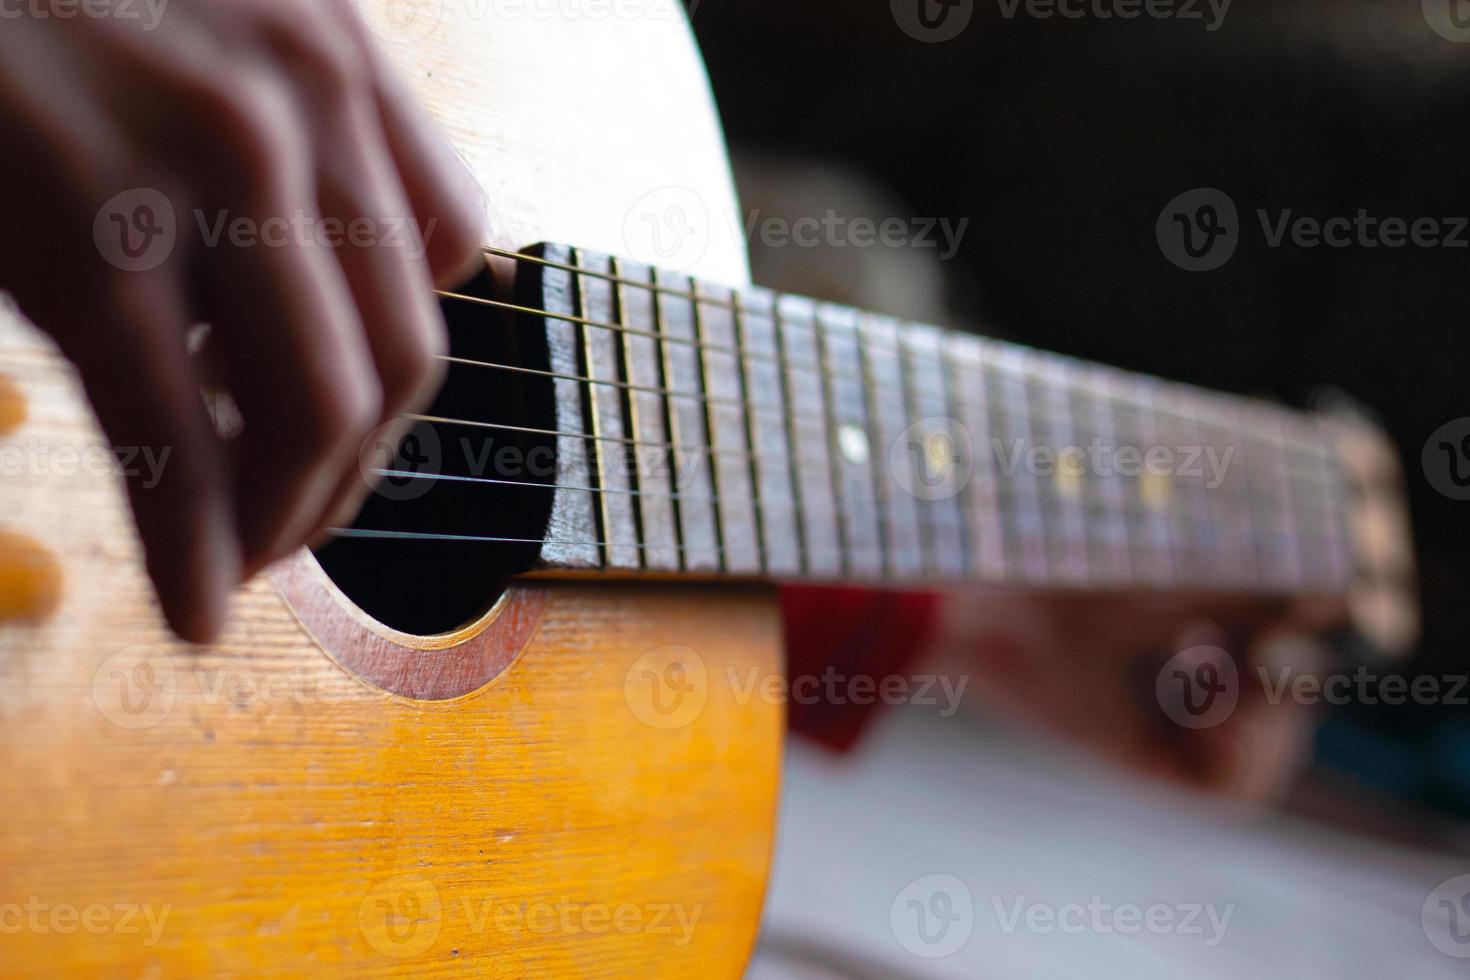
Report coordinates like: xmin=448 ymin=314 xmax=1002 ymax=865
xmin=0 ymin=2 xmax=781 ymax=974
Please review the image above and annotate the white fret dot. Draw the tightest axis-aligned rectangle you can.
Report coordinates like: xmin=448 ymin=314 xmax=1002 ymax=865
xmin=838 ymin=423 xmax=871 ymax=466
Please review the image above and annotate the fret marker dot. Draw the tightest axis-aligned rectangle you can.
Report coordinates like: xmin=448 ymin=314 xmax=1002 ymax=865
xmin=925 ymin=433 xmax=952 ymax=477
xmin=838 ymin=424 xmax=870 ymax=466
xmin=1140 ymin=470 xmax=1173 ymax=510
xmin=1054 ymin=449 xmax=1086 ymax=500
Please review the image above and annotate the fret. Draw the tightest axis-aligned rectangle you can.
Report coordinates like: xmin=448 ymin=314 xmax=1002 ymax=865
xmin=526 ymin=244 xmax=599 ymax=568
xmin=1241 ymin=406 xmax=1303 ymax=591
xmin=504 ymin=246 xmax=1368 ymax=604
xmin=613 ymin=259 xmax=680 ymax=571
xmin=1027 ymin=352 xmax=1091 ymax=584
xmin=858 ymin=314 xmax=926 ymax=580
xmin=815 ymin=304 xmax=884 ymax=579
xmin=574 ymin=250 xmax=639 ymax=570
xmin=1155 ymin=384 xmax=1218 ymax=587
xmin=776 ymin=295 xmax=843 ymax=577
xmin=1068 ymin=366 xmax=1133 ymax=585
xmin=737 ymin=288 xmax=802 ymax=575
xmin=1288 ymin=418 xmax=1352 ymax=589
xmin=1107 ymin=372 xmax=1175 ymax=586
xmin=899 ymin=324 xmax=967 ymax=579
xmin=986 ymin=344 xmax=1049 ymax=582
xmin=655 ymin=268 xmax=722 ymax=572
xmin=945 ymin=334 xmax=1006 ymax=582
xmin=694 ymin=280 xmax=762 ymax=575
xmin=1197 ymin=399 xmax=1259 ymax=589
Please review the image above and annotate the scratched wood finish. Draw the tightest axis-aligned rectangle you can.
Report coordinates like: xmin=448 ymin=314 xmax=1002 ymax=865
xmin=0 ymin=1 xmax=780 ymax=975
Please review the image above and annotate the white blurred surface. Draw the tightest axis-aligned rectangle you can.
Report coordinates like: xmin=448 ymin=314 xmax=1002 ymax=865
xmin=749 ymin=705 xmax=1467 ymax=979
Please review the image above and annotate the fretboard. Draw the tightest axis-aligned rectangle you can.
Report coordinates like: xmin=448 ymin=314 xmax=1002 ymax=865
xmin=489 ymin=244 xmax=1356 ymax=596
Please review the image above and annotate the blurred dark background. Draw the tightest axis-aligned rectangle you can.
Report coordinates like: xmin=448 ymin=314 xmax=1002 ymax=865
xmin=689 ymin=0 xmax=1470 ymax=818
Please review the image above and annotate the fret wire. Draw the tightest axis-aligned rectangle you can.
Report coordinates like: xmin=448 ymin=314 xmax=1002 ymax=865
xmin=445 ymin=284 xmax=1332 ymax=471
xmin=455 ymin=246 xmax=1351 ymax=587
xmin=371 ymin=468 xmax=785 ymax=506
xmin=432 ymin=358 xmax=1321 ymax=526
xmin=474 ymin=246 xmax=1334 ymax=454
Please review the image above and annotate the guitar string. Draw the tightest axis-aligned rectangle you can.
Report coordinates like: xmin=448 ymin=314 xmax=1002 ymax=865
xmin=327 ymin=246 xmax=1348 ymax=571
xmin=435 ymin=286 xmax=1337 ymax=465
xmin=420 ymin=354 xmax=1341 ymax=493
xmin=474 ymin=245 xmax=1343 ymax=451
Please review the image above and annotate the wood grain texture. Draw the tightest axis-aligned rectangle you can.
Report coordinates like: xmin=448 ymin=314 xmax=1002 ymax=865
xmin=0 ymin=3 xmax=779 ymax=975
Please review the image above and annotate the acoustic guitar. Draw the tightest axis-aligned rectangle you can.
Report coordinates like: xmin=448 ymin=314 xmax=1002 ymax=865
xmin=0 ymin=1 xmax=1418 ymax=974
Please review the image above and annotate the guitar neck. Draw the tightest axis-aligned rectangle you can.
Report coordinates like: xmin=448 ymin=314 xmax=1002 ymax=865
xmin=485 ymin=243 xmax=1356 ymax=597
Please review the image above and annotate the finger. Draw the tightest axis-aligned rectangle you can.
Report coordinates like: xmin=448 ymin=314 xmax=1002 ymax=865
xmin=203 ymin=201 xmax=383 ymax=577
xmin=56 ymin=278 xmax=241 ymax=642
xmin=356 ymin=36 xmax=486 ymax=285
xmin=308 ymin=95 xmax=449 ymax=533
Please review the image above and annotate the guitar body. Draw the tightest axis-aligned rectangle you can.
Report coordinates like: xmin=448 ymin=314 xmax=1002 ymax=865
xmin=0 ymin=4 xmax=781 ymax=975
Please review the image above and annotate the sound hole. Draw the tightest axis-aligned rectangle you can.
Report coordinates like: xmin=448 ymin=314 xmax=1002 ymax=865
xmin=313 ymin=271 xmax=556 ymax=636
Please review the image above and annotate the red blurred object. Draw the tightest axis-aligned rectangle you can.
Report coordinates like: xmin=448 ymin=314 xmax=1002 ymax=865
xmin=779 ymin=586 xmax=942 ymax=752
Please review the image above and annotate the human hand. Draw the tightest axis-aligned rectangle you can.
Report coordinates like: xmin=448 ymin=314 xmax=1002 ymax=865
xmin=0 ymin=0 xmax=483 ymax=641
xmin=931 ymin=591 xmax=1339 ymax=800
